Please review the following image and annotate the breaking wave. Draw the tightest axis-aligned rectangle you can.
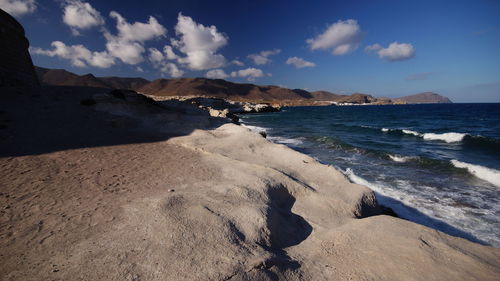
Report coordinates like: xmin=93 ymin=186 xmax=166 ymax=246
xmin=388 ymin=154 xmax=418 ymax=163
xmin=241 ymin=124 xmax=267 ymax=133
xmin=451 ymin=160 xmax=500 ymax=187
xmin=382 ymin=128 xmax=471 ymax=143
xmin=423 ymin=132 xmax=467 ymax=143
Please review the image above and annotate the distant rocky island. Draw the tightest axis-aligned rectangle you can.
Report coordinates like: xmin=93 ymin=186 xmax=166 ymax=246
xmin=394 ymin=92 xmax=452 ymax=104
xmin=35 ymin=66 xmax=452 ymax=106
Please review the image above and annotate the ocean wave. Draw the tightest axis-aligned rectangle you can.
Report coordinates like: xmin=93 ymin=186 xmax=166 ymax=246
xmin=343 ymin=168 xmax=498 ymax=246
xmin=462 ymin=135 xmax=500 ymax=153
xmin=241 ymin=123 xmax=303 ymax=145
xmin=344 ymin=168 xmax=382 ymax=190
xmin=382 ymin=128 xmax=469 ymax=143
xmin=312 ymin=136 xmax=366 ymax=154
xmin=388 ymin=154 xmax=418 ymax=163
xmin=382 ymin=128 xmax=500 ymax=150
xmin=422 ymin=132 xmax=467 ymax=143
xmin=402 ymin=129 xmax=421 ymax=137
xmin=241 ymin=124 xmax=267 ymax=133
xmin=267 ymin=136 xmax=303 ymax=146
xmin=450 ymin=160 xmax=500 ymax=187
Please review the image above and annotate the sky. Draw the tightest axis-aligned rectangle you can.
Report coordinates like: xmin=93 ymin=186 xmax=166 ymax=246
xmin=2 ymin=0 xmax=500 ymax=102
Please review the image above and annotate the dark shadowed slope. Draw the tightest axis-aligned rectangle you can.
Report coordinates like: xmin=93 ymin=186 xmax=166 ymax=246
xmin=35 ymin=66 xmax=110 ymax=88
xmin=98 ymin=76 xmax=150 ymax=90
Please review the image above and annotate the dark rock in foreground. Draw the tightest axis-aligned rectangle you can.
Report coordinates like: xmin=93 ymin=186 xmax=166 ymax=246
xmin=0 ymin=9 xmax=39 ymax=87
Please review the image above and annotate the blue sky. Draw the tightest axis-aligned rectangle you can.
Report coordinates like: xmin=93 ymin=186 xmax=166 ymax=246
xmin=2 ymin=0 xmax=500 ymax=102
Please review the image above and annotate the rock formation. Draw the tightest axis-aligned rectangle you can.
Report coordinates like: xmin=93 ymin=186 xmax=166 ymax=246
xmin=147 ymin=96 xmax=281 ymax=123
xmin=0 ymin=9 xmax=39 ymax=87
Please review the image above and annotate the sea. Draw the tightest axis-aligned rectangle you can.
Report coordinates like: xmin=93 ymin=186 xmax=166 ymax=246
xmin=239 ymin=103 xmax=500 ymax=247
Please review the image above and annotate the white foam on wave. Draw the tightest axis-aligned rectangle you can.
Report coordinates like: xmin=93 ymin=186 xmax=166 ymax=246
xmin=402 ymin=129 xmax=421 ymax=136
xmin=388 ymin=154 xmax=417 ymax=163
xmin=451 ymin=160 xmax=500 ymax=187
xmin=241 ymin=123 xmax=302 ymax=146
xmin=423 ymin=132 xmax=467 ymax=143
xmin=343 ymin=169 xmax=419 ymax=215
xmin=241 ymin=124 xmax=267 ymax=133
xmin=267 ymin=136 xmax=303 ymax=146
xmin=381 ymin=128 xmax=390 ymax=132
xmin=344 ymin=169 xmax=411 ymax=203
xmin=343 ymin=168 xmax=500 ymax=247
xmin=397 ymin=129 xmax=468 ymax=143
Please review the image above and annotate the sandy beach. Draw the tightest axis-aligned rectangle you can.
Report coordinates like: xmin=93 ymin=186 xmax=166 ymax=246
xmin=0 ymin=86 xmax=499 ymax=280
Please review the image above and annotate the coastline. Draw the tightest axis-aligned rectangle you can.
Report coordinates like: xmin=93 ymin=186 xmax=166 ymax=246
xmin=239 ymin=104 xmax=500 ymax=247
xmin=1 ymin=87 xmax=499 ymax=280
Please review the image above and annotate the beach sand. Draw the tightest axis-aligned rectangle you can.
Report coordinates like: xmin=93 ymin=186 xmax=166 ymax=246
xmin=1 ymin=86 xmax=499 ymax=280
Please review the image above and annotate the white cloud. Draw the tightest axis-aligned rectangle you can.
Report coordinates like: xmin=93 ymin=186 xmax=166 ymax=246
xmin=286 ymin=57 xmax=316 ymax=68
xmin=31 ymin=9 xmax=174 ymax=71
xmin=364 ymin=43 xmax=382 ymax=52
xmin=108 ymin=11 xmax=166 ymax=42
xmin=378 ymin=42 xmax=415 ymax=61
xmin=104 ymin=11 xmax=166 ymax=65
xmin=0 ymin=0 xmax=36 ymax=17
xmin=31 ymin=41 xmax=115 ymax=68
xmin=104 ymin=38 xmax=145 ymax=65
xmin=230 ymin=67 xmax=264 ymax=81
xmin=231 ymin=59 xmax=244 ymax=66
xmin=87 ymin=50 xmax=115 ymax=68
xmin=163 ymin=45 xmax=178 ymax=60
xmin=148 ymin=47 xmax=164 ymax=63
xmin=61 ymin=0 xmax=104 ymax=35
xmin=248 ymin=49 xmax=280 ymax=65
xmin=159 ymin=62 xmax=184 ymax=78
xmin=170 ymin=13 xmax=228 ymax=70
xmin=147 ymin=48 xmax=184 ymax=78
xmin=366 ymin=42 xmax=415 ymax=61
xmin=307 ymin=19 xmax=363 ymax=55
xmin=206 ymin=69 xmax=228 ymax=79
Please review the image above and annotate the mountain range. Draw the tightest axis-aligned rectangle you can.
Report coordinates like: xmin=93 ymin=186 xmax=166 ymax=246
xmin=35 ymin=66 xmax=452 ymax=105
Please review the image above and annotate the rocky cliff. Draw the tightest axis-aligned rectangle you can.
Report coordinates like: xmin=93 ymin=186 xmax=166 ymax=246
xmin=0 ymin=8 xmax=39 ymax=87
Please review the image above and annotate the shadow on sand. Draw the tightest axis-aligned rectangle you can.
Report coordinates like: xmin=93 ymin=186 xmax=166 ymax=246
xmin=0 ymin=85 xmax=227 ymax=157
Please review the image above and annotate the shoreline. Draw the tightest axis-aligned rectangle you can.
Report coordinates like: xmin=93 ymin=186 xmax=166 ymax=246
xmin=238 ymin=107 xmax=500 ymax=247
xmin=1 ymin=87 xmax=499 ymax=280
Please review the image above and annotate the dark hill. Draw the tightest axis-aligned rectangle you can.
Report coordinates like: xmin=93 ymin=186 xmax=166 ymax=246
xmin=98 ymin=76 xmax=150 ymax=90
xmin=137 ymin=78 xmax=316 ymax=103
xmin=310 ymin=91 xmax=343 ymax=101
xmin=35 ymin=66 xmax=109 ymax=88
